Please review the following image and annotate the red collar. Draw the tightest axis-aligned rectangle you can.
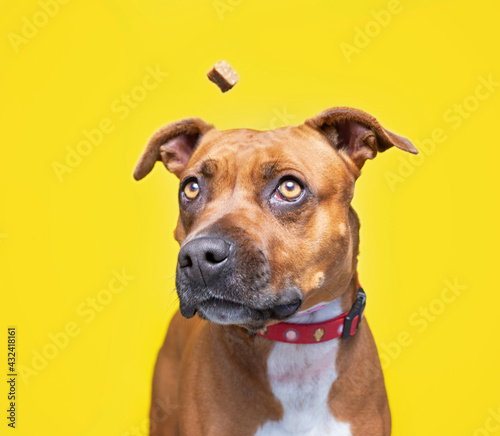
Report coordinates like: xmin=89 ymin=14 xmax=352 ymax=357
xmin=256 ymin=287 xmax=366 ymax=344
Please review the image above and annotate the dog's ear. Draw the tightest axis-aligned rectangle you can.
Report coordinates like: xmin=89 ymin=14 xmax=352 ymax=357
xmin=305 ymin=107 xmax=417 ymax=171
xmin=133 ymin=118 xmax=214 ymax=180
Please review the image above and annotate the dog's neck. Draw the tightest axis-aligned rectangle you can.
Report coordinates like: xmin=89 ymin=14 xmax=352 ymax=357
xmin=252 ymin=274 xmax=359 ymax=436
xmin=286 ymin=274 xmax=358 ymax=325
xmin=214 ymin=271 xmax=359 ymax=354
xmin=288 ymin=298 xmax=345 ymax=324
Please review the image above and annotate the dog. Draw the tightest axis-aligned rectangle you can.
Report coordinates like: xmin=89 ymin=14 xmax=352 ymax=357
xmin=134 ymin=107 xmax=417 ymax=435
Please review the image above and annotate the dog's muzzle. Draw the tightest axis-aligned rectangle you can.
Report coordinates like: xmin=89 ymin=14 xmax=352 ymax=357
xmin=175 ymin=236 xmax=303 ymax=327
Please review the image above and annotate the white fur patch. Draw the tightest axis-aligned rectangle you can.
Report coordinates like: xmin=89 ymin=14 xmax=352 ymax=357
xmin=254 ymin=299 xmax=352 ymax=436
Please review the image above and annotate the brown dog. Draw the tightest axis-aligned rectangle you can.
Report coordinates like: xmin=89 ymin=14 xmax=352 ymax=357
xmin=134 ymin=107 xmax=417 ymax=436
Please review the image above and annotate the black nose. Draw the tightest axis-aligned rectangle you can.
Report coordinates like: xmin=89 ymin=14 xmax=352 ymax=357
xmin=178 ymin=237 xmax=232 ymax=286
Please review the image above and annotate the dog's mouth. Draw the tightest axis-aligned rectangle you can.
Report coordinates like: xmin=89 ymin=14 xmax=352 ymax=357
xmin=175 ymin=232 xmax=303 ymax=328
xmin=180 ymin=295 xmax=303 ymax=329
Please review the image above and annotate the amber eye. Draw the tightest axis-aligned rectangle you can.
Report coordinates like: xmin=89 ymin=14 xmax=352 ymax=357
xmin=278 ymin=179 xmax=302 ymax=200
xmin=183 ymin=180 xmax=200 ymax=200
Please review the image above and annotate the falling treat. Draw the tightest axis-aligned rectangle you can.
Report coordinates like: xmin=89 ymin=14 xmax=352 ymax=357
xmin=207 ymin=60 xmax=239 ymax=92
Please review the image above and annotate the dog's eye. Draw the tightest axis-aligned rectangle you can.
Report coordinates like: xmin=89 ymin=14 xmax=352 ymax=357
xmin=277 ymin=179 xmax=302 ymax=200
xmin=183 ymin=180 xmax=200 ymax=200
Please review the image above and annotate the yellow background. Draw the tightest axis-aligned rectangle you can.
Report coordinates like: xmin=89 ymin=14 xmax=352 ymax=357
xmin=1 ymin=0 xmax=499 ymax=434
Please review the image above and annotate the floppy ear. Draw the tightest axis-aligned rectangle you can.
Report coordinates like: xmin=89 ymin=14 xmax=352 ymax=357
xmin=133 ymin=118 xmax=214 ymax=180
xmin=305 ymin=107 xmax=417 ymax=171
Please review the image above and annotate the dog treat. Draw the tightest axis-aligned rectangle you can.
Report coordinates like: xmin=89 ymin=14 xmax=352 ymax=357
xmin=207 ymin=60 xmax=239 ymax=92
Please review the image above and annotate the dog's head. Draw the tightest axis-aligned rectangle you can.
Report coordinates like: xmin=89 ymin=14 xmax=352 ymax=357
xmin=134 ymin=107 xmax=416 ymax=330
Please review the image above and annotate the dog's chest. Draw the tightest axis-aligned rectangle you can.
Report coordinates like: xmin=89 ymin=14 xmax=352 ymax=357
xmin=254 ymin=303 xmax=352 ymax=436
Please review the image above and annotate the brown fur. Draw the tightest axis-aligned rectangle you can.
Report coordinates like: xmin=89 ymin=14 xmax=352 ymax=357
xmin=135 ymin=107 xmax=416 ymax=435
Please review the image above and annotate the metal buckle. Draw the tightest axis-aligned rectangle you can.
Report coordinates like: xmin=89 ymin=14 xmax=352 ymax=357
xmin=342 ymin=287 xmax=367 ymax=339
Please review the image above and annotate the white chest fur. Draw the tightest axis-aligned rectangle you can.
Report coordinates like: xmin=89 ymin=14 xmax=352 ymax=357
xmin=254 ymin=299 xmax=352 ymax=436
